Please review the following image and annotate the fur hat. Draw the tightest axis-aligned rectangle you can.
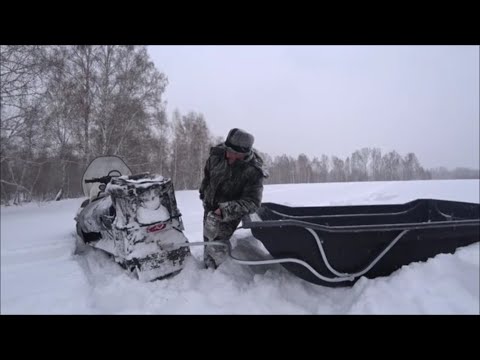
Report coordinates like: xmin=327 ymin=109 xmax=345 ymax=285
xmin=224 ymin=128 xmax=254 ymax=154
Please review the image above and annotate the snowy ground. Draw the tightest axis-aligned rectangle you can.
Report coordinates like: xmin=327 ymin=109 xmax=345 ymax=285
xmin=1 ymin=179 xmax=479 ymax=314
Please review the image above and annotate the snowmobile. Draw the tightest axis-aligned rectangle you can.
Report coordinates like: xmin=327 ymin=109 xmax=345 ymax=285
xmin=74 ymin=155 xmax=191 ymax=282
xmin=234 ymin=199 xmax=480 ymax=287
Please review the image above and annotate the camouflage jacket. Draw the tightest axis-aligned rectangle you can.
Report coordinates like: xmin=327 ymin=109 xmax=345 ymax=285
xmin=199 ymin=144 xmax=268 ymax=222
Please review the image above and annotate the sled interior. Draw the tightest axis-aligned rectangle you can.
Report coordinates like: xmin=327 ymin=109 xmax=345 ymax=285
xmin=242 ymin=199 xmax=480 ymax=287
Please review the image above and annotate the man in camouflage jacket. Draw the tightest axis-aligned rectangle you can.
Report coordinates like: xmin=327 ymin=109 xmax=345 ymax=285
xmin=199 ymin=128 xmax=268 ymax=269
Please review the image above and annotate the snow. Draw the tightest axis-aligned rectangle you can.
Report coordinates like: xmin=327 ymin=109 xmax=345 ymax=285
xmin=1 ymin=179 xmax=479 ymax=314
xmin=137 ymin=203 xmax=171 ymax=224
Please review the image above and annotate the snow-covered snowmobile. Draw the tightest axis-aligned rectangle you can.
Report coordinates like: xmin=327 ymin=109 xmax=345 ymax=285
xmin=74 ymin=155 xmax=191 ymax=281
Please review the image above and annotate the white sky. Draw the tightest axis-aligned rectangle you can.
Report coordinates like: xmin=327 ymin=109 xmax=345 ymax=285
xmin=148 ymin=46 xmax=479 ymax=169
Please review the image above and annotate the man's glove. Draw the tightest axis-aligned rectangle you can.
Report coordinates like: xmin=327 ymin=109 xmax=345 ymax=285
xmin=204 ymin=211 xmax=220 ymax=241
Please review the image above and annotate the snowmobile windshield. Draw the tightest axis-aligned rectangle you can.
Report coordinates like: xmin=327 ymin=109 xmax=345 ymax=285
xmin=82 ymin=156 xmax=132 ymax=198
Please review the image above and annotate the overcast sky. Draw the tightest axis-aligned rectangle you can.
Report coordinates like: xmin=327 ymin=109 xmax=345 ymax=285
xmin=147 ymin=46 xmax=479 ymax=169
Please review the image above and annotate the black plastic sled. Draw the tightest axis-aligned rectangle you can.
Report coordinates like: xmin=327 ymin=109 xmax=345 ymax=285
xmin=242 ymin=199 xmax=479 ymax=287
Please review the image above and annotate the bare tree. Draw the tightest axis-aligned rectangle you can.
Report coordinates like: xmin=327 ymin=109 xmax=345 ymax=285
xmin=344 ymin=156 xmax=351 ymax=182
xmin=150 ymin=107 xmax=171 ymax=176
xmin=382 ymin=151 xmax=402 ymax=181
xmin=170 ymin=110 xmax=187 ymax=188
xmin=369 ymin=148 xmax=382 ymax=181
xmin=350 ymin=148 xmax=369 ymax=181
xmin=296 ymin=153 xmax=312 ymax=183
xmin=0 ymin=46 xmax=53 ymax=203
xmin=169 ymin=111 xmax=212 ymax=189
xmin=330 ymin=156 xmax=346 ymax=182
xmin=402 ymin=152 xmax=422 ymax=180
xmin=1 ymin=46 xmax=48 ymax=160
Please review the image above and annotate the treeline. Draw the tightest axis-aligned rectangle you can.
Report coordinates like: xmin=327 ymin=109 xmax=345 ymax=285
xmin=429 ymin=167 xmax=479 ymax=180
xmin=1 ymin=46 xmax=478 ymax=205
xmin=261 ymin=148 xmax=433 ymax=184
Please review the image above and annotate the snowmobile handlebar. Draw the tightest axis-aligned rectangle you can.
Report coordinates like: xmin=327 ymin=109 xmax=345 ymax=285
xmin=84 ymin=172 xmax=155 ymax=185
xmin=84 ymin=175 xmax=115 ymax=184
xmin=84 ymin=170 xmax=125 ymax=185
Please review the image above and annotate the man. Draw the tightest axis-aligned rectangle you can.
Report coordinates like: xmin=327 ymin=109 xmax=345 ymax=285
xmin=199 ymin=128 xmax=268 ymax=269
